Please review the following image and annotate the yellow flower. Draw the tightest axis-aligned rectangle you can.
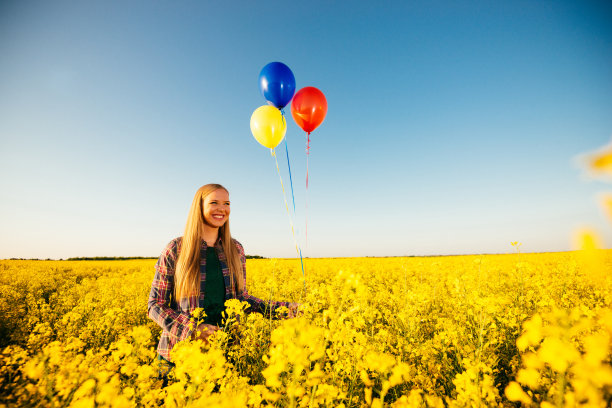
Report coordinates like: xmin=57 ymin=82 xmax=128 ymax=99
xmin=23 ymin=360 xmax=44 ymax=380
xmin=505 ymin=382 xmax=531 ymax=404
xmin=517 ymin=367 xmax=540 ymax=388
xmin=306 ymin=363 xmax=324 ymax=387
xmin=128 ymin=325 xmax=151 ymax=344
xmin=517 ymin=314 xmax=542 ymax=351
xmin=363 ymin=351 xmax=396 ymax=374
xmin=72 ymin=378 xmax=96 ymax=400
xmin=537 ymin=337 xmax=578 ymax=372
xmin=587 ymin=141 xmax=612 ymax=175
xmin=583 ymin=333 xmax=609 ymax=366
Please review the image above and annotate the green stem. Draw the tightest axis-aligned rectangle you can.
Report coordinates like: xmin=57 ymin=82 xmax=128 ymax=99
xmin=555 ymin=371 xmax=566 ymax=408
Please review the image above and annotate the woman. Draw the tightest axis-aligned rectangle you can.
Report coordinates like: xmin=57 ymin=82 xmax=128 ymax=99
xmin=147 ymin=184 xmax=298 ymax=383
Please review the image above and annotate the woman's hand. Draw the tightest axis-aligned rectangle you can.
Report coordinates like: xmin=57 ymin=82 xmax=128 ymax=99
xmin=192 ymin=323 xmax=220 ymax=345
xmin=287 ymin=302 xmax=302 ymax=318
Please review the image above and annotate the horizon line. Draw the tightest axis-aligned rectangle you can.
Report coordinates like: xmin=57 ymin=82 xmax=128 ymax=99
xmin=2 ymin=248 xmax=610 ymax=262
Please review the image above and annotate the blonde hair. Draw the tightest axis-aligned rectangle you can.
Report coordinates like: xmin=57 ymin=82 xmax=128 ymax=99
xmin=174 ymin=184 xmax=244 ymax=300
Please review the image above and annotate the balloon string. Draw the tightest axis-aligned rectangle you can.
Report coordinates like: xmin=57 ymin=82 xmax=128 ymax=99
xmin=281 ymin=113 xmax=296 ymax=214
xmin=271 ymin=148 xmax=306 ymax=290
xmin=305 ymin=132 xmax=310 ymax=248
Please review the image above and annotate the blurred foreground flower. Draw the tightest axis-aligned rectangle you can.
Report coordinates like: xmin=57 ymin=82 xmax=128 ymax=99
xmin=507 ymin=307 xmax=612 ymax=407
xmin=587 ymin=140 xmax=612 ymax=176
xmin=572 ymin=228 xmax=608 ymax=292
xmin=573 ymin=228 xmax=603 ymax=251
xmin=600 ymin=193 xmax=612 ymax=224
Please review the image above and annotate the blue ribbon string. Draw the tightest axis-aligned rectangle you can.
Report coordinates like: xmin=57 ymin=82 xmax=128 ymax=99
xmin=271 ymin=148 xmax=306 ymax=291
xmin=285 ymin=138 xmax=296 ymax=214
xmin=280 ymin=110 xmax=297 ymax=214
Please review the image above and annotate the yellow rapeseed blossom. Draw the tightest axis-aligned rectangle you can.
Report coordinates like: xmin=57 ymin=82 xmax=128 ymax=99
xmin=0 ymin=252 xmax=610 ymax=407
xmin=505 ymin=381 xmax=531 ymax=404
xmin=517 ymin=313 xmax=542 ymax=351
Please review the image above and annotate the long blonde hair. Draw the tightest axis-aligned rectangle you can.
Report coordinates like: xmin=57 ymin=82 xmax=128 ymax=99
xmin=174 ymin=184 xmax=244 ymax=300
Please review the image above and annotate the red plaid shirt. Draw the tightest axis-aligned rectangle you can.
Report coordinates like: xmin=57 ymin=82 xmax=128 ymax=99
xmin=147 ymin=237 xmax=289 ymax=361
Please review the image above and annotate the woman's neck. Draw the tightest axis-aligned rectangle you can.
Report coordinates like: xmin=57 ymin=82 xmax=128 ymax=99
xmin=201 ymin=224 xmax=219 ymax=247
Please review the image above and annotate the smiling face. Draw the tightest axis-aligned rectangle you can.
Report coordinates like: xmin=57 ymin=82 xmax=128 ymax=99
xmin=202 ymin=188 xmax=230 ymax=229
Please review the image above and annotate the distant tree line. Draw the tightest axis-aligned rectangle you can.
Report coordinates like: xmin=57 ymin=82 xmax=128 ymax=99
xmin=66 ymin=257 xmax=157 ymax=261
xmin=6 ymin=255 xmax=268 ymax=261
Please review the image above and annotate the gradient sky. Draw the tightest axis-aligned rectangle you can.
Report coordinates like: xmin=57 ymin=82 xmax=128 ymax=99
xmin=1 ymin=0 xmax=611 ymax=259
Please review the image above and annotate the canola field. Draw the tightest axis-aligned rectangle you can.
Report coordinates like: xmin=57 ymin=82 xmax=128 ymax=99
xmin=0 ymin=250 xmax=611 ymax=407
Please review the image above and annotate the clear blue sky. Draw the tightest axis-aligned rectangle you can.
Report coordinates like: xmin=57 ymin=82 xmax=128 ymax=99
xmin=1 ymin=0 xmax=611 ymax=259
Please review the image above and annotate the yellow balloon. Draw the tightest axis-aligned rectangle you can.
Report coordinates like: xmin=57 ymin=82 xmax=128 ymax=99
xmin=250 ymin=105 xmax=286 ymax=149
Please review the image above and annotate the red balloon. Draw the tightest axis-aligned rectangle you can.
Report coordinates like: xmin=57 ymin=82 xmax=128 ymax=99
xmin=290 ymin=87 xmax=327 ymax=134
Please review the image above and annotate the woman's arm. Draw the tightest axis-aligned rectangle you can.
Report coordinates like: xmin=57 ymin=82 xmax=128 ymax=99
xmin=233 ymin=240 xmax=292 ymax=316
xmin=147 ymin=239 xmax=194 ymax=341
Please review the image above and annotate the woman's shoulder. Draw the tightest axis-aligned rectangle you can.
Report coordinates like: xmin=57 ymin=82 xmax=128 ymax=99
xmin=160 ymin=237 xmax=183 ymax=258
xmin=169 ymin=236 xmax=183 ymax=246
xmin=231 ymin=238 xmax=245 ymax=254
xmin=155 ymin=237 xmax=182 ymax=272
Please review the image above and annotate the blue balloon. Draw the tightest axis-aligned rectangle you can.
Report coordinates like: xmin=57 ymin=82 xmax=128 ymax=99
xmin=259 ymin=62 xmax=296 ymax=109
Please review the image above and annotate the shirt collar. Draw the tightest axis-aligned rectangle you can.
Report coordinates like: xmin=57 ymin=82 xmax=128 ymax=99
xmin=201 ymin=236 xmax=223 ymax=249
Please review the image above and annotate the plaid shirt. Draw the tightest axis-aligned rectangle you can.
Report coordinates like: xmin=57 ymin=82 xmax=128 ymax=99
xmin=147 ymin=236 xmax=289 ymax=361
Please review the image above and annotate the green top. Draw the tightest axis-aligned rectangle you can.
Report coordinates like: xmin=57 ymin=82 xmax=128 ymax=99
xmin=202 ymin=246 xmax=226 ymax=326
